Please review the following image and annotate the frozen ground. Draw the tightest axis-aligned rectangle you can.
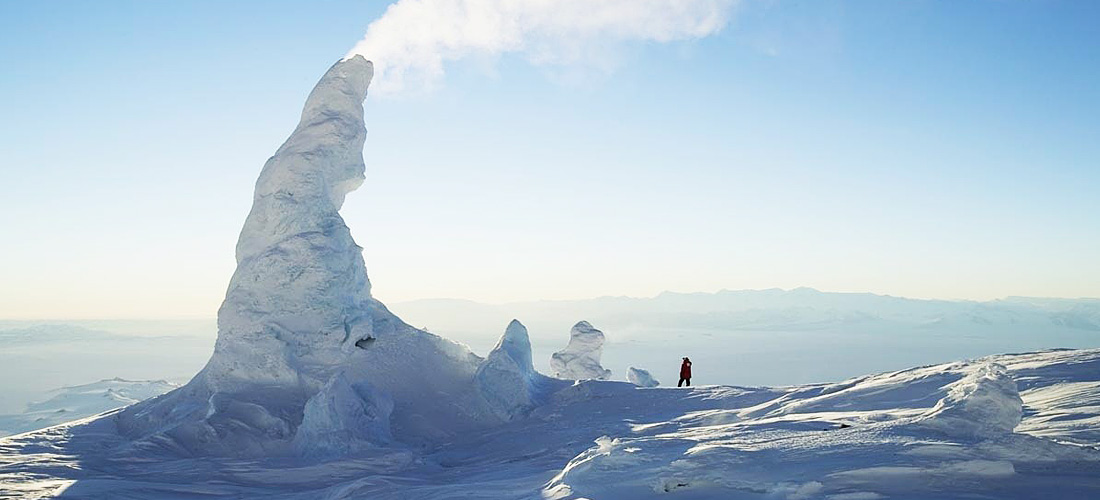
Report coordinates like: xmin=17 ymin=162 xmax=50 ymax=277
xmin=1 ymin=348 xmax=1098 ymax=499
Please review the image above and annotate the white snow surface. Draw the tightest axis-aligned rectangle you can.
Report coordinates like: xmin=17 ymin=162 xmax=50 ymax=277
xmin=0 ymin=379 xmax=177 ymax=437
xmin=628 ymin=367 xmax=660 ymax=387
xmin=551 ymin=321 xmax=613 ymax=380
xmin=2 ymin=349 xmax=1100 ymax=498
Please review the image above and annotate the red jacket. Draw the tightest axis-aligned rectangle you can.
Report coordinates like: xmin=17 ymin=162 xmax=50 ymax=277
xmin=680 ymin=360 xmax=692 ymax=379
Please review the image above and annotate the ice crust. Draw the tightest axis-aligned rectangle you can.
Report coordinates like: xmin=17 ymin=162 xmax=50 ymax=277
xmin=551 ymin=321 xmax=612 ymax=380
xmin=115 ymin=57 xmax=498 ymax=457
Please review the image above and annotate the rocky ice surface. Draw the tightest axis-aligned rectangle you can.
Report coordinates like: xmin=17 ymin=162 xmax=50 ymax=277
xmin=550 ymin=321 xmax=613 ymax=380
xmin=628 ymin=367 xmax=660 ymax=387
xmin=1 ymin=59 xmax=1099 ymax=498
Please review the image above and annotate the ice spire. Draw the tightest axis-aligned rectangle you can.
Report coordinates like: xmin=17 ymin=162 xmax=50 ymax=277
xmin=205 ymin=55 xmax=377 ymax=391
xmin=551 ymin=321 xmax=612 ymax=380
xmin=118 ymin=57 xmax=499 ymax=457
xmin=476 ymin=320 xmax=548 ymax=420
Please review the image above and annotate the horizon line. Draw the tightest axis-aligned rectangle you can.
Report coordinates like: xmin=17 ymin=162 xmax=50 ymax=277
xmin=3 ymin=287 xmax=1098 ymax=322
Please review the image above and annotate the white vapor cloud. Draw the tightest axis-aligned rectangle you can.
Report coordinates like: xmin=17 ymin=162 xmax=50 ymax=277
xmin=347 ymin=0 xmax=739 ymax=94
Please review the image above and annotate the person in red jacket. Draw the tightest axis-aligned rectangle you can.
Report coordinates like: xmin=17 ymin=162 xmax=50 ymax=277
xmin=678 ymin=357 xmax=692 ymax=387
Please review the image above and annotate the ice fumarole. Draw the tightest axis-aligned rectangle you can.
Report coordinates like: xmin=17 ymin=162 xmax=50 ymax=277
xmin=117 ymin=56 xmax=523 ymax=457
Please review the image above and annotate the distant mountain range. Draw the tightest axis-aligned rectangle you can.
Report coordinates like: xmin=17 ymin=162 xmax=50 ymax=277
xmin=387 ymin=289 xmax=1100 ymax=388
xmin=390 ymin=288 xmax=1100 ymax=341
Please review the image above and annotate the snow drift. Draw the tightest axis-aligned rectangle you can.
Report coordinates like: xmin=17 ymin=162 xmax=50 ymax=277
xmin=6 ymin=349 xmax=1099 ymax=498
xmin=918 ymin=362 xmax=1023 ymax=439
xmin=116 ymin=56 xmax=502 ymax=457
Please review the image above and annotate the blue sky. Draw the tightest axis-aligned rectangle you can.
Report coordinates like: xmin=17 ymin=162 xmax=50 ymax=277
xmin=1 ymin=1 xmax=1098 ymax=318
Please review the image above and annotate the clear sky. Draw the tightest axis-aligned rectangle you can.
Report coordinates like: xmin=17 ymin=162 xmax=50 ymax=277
xmin=1 ymin=1 xmax=1098 ymax=319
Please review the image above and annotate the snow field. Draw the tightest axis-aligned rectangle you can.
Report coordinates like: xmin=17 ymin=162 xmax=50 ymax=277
xmin=3 ymin=349 xmax=1099 ymax=498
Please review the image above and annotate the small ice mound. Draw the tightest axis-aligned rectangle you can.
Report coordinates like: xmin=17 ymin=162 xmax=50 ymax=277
xmin=918 ymin=362 xmax=1022 ymax=439
xmin=292 ymin=371 xmax=393 ymax=459
xmin=475 ymin=320 xmax=550 ymax=420
xmin=628 ymin=367 xmax=659 ymax=387
xmin=551 ymin=321 xmax=612 ymax=380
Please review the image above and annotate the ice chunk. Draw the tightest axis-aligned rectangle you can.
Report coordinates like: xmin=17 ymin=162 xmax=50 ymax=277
xmin=551 ymin=321 xmax=612 ymax=380
xmin=475 ymin=320 xmax=551 ymax=420
xmin=292 ymin=371 xmax=393 ymax=459
xmin=627 ymin=367 xmax=659 ymax=387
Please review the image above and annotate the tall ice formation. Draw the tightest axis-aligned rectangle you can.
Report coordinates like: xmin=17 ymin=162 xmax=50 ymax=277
xmin=551 ymin=321 xmax=612 ymax=380
xmin=117 ymin=57 xmax=496 ymax=457
xmin=475 ymin=320 xmax=558 ymax=420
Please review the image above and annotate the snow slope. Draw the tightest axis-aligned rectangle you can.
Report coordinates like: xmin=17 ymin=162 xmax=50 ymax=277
xmin=1 ymin=349 xmax=1098 ymax=498
xmin=0 ymin=379 xmax=177 ymax=437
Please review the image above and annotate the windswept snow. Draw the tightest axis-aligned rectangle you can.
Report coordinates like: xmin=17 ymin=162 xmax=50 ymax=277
xmin=551 ymin=321 xmax=612 ymax=380
xmin=995 ymin=349 xmax=1100 ymax=447
xmin=2 ymin=349 xmax=1100 ymax=498
xmin=542 ymin=350 xmax=1100 ymax=499
xmin=917 ymin=362 xmax=1023 ymax=438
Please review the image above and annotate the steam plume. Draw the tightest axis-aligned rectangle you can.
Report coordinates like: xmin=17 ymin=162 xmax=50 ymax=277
xmin=347 ymin=0 xmax=738 ymax=94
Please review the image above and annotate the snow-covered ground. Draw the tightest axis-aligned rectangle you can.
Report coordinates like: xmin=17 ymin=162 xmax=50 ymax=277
xmin=0 ymin=379 xmax=177 ymax=437
xmin=1 ymin=348 xmax=1098 ymax=498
